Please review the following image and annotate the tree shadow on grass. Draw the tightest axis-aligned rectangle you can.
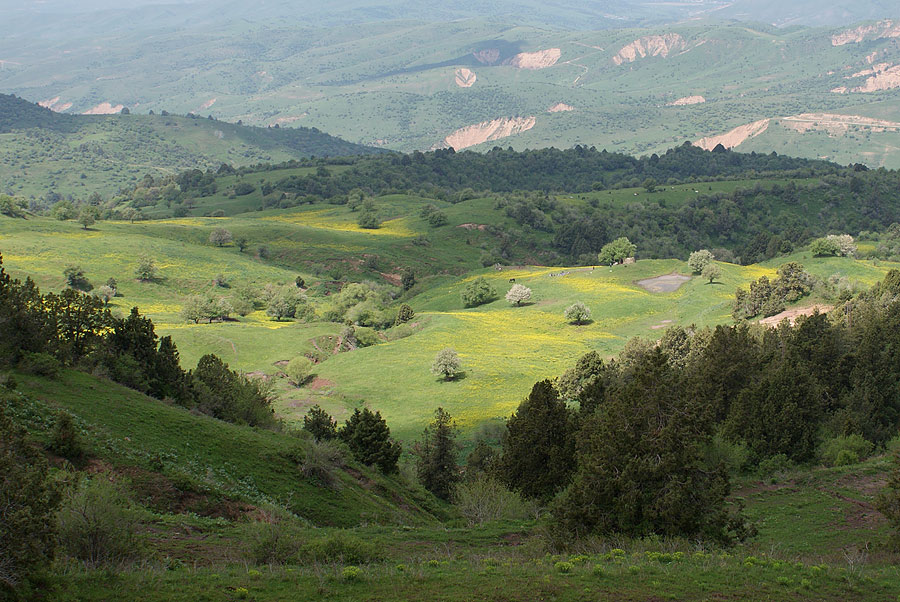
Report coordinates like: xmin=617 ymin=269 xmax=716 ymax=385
xmin=437 ymin=371 xmax=468 ymax=383
xmin=569 ymin=319 xmax=595 ymax=326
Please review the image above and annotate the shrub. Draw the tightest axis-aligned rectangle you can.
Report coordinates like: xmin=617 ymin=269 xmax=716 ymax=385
xmin=301 ymin=532 xmax=381 ymax=564
xmin=49 ymin=412 xmax=85 ymax=461
xmin=756 ymin=454 xmax=795 ymax=478
xmin=56 ymin=475 xmax=142 ymax=565
xmin=431 ymin=348 xmax=462 ymax=380
xmin=285 ymin=356 xmax=313 ymax=386
xmin=303 ymin=405 xmax=337 ymax=441
xmin=461 ymin=277 xmax=496 ymax=307
xmin=63 ymin=265 xmax=92 ymax=291
xmin=297 ymin=439 xmax=346 ymax=489
xmin=395 ymin=303 xmax=414 ymax=324
xmin=357 ymin=211 xmax=381 ymax=229
xmin=242 ymin=505 xmax=304 ymax=565
xmin=94 ymin=285 xmax=116 ymax=305
xmin=818 ymin=435 xmax=873 ymax=467
xmin=555 ymin=561 xmax=574 ymax=573
xmin=809 ymin=237 xmax=841 ymax=257
xmin=454 ymin=475 xmax=533 ymax=526
xmin=18 ymin=352 xmax=61 ymax=378
xmin=342 ymin=566 xmax=363 ymax=581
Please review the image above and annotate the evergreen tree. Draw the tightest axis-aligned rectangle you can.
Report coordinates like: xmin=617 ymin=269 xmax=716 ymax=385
xmin=724 ymin=360 xmax=822 ymax=462
xmin=0 ymin=407 xmax=60 ymax=594
xmin=303 ymin=405 xmax=337 ymax=441
xmin=340 ymin=408 xmax=401 ymax=473
xmin=414 ymin=408 xmax=461 ymax=500
xmin=499 ymin=380 xmax=575 ymax=500
xmin=554 ymin=349 xmax=749 ymax=543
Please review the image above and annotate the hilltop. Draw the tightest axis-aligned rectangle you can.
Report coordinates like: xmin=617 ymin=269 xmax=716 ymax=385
xmin=0 ymin=94 xmax=384 ymax=198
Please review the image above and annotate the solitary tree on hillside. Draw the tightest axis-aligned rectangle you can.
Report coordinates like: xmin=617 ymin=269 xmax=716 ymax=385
xmin=702 ymin=263 xmax=722 ymax=284
xmin=134 ymin=254 xmax=158 ymax=282
xmin=209 ymin=228 xmax=233 ymax=247
xmin=564 ymin=302 xmax=592 ymax=325
xmin=77 ymin=207 xmax=97 ymax=230
xmin=63 ymin=266 xmax=92 ymax=292
xmin=431 ymin=348 xmax=462 ymax=381
xmin=505 ymin=284 xmax=532 ymax=306
xmin=598 ymin=237 xmax=636 ymax=265
xmin=461 ymin=277 xmax=496 ymax=308
xmin=688 ymin=249 xmax=714 ymax=274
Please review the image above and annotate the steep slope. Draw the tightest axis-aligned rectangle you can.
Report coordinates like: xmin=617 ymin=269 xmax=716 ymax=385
xmin=9 ymin=369 xmax=438 ymax=526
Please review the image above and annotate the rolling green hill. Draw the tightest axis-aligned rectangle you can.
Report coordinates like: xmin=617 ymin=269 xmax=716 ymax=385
xmin=0 ymin=94 xmax=384 ymax=198
xmin=3 ymin=16 xmax=900 ymax=167
xmin=3 ymin=197 xmax=894 ymax=440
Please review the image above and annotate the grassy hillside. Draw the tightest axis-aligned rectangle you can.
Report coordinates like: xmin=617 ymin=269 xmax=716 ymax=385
xmin=7 ymin=369 xmax=438 ymax=527
xmin=4 ymin=18 xmax=900 ymax=165
xmin=3 ymin=204 xmax=895 ymax=441
xmin=0 ymin=94 xmax=383 ymax=198
xmin=8 ymin=367 xmax=899 ymax=600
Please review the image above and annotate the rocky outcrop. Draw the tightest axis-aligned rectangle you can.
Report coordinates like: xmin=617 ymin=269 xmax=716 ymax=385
xmin=547 ymin=103 xmax=575 ymax=113
xmin=832 ymin=20 xmax=900 ymax=46
xmin=613 ymin=34 xmax=685 ymax=65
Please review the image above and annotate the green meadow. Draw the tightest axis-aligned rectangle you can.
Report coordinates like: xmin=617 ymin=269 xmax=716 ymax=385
xmin=3 ymin=199 xmax=894 ymax=440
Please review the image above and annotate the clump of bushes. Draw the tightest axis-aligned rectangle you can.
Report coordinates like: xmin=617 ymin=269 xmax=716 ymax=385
xmin=56 ymin=475 xmax=143 ymax=566
xmin=818 ymin=434 xmax=872 ymax=467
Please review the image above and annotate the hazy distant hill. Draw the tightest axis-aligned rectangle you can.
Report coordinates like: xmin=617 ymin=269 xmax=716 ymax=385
xmin=0 ymin=94 xmax=384 ymax=198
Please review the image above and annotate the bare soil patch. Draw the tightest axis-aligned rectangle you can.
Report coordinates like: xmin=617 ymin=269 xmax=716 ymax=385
xmin=507 ymin=48 xmax=561 ymax=69
xmin=613 ymin=34 xmax=685 ymax=65
xmin=696 ymin=119 xmax=770 ymax=150
xmin=547 ymin=103 xmax=575 ymax=113
xmin=636 ymin=273 xmax=691 ymax=293
xmin=757 ymin=305 xmax=833 ymax=327
xmin=650 ymin=319 xmax=674 ymax=330
xmin=444 ymin=116 xmax=536 ymax=150
xmin=455 ymin=68 xmax=476 ymax=87
xmin=458 ymin=223 xmax=487 ymax=231
xmin=308 ymin=377 xmax=335 ymax=391
xmin=82 ymin=102 xmax=125 ymax=115
xmin=668 ymin=95 xmax=705 ymax=106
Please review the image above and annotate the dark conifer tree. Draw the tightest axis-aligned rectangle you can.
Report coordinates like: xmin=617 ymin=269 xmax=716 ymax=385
xmin=499 ymin=380 xmax=575 ymax=500
xmin=340 ymin=408 xmax=401 ymax=473
xmin=414 ymin=407 xmax=460 ymax=500
xmin=303 ymin=405 xmax=337 ymax=441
